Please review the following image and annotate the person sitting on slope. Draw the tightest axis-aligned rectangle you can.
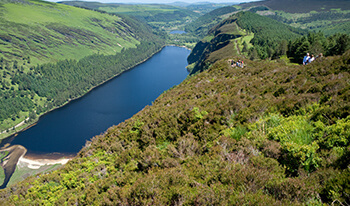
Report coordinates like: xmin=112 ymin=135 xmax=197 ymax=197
xmin=303 ymin=53 xmax=310 ymax=65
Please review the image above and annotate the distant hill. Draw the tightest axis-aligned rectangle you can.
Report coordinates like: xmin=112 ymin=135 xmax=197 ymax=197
xmin=243 ymin=0 xmax=350 ymax=35
xmin=242 ymin=0 xmax=350 ymax=13
xmin=0 ymin=0 xmax=142 ymax=65
xmin=184 ymin=5 xmax=238 ymax=37
xmin=61 ymin=1 xmax=200 ymax=31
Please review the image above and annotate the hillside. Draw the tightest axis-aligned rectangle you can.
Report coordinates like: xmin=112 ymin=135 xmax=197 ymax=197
xmin=243 ymin=0 xmax=350 ymax=36
xmin=0 ymin=45 xmax=349 ymax=205
xmin=0 ymin=0 xmax=140 ymax=65
xmin=0 ymin=1 xmax=349 ymax=204
xmin=61 ymin=1 xmax=200 ymax=32
xmin=243 ymin=0 xmax=350 ymax=13
xmin=0 ymin=0 xmax=164 ymax=139
xmin=184 ymin=5 xmax=238 ymax=38
xmin=187 ymin=11 xmax=306 ymax=74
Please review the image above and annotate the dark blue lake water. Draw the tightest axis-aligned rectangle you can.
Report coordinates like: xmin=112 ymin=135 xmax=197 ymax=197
xmin=1 ymin=46 xmax=190 ymax=156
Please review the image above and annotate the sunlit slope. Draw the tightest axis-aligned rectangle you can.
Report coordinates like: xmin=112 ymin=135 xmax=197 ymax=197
xmin=0 ymin=0 xmax=139 ymax=65
xmin=61 ymin=1 xmax=200 ymax=31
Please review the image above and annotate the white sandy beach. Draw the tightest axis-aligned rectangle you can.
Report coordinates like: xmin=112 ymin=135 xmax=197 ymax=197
xmin=18 ymin=157 xmax=71 ymax=169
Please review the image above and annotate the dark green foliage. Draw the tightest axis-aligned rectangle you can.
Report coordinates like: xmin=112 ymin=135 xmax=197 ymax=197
xmin=0 ymin=92 xmax=34 ymax=121
xmin=15 ymin=41 xmax=163 ymax=106
xmin=236 ymin=12 xmax=306 ymax=59
xmin=288 ymin=32 xmax=350 ymax=63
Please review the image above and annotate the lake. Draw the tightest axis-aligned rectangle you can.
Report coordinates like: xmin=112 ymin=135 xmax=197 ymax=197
xmin=169 ymin=30 xmax=187 ymax=34
xmin=0 ymin=46 xmax=190 ymax=157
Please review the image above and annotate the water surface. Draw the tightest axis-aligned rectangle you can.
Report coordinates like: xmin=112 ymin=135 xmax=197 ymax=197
xmin=1 ymin=46 xmax=190 ymax=156
xmin=170 ymin=30 xmax=187 ymax=34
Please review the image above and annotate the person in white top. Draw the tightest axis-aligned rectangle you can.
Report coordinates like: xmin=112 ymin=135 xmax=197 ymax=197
xmin=308 ymin=54 xmax=315 ymax=64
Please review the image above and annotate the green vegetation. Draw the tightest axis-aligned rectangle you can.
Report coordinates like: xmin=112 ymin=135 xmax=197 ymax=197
xmin=62 ymin=1 xmax=200 ymax=32
xmin=0 ymin=0 xmax=349 ymax=204
xmin=187 ymin=12 xmax=307 ymax=74
xmin=7 ymin=163 xmax=63 ymax=187
xmin=243 ymin=0 xmax=350 ymax=36
xmin=1 ymin=46 xmax=349 ymax=205
xmin=288 ymin=32 xmax=350 ymax=63
xmin=242 ymin=0 xmax=350 ymax=13
xmin=185 ymin=6 xmax=238 ymax=38
xmin=0 ymin=0 xmax=139 ymax=65
xmin=187 ymin=11 xmax=350 ymax=75
xmin=0 ymin=0 xmax=165 ymax=137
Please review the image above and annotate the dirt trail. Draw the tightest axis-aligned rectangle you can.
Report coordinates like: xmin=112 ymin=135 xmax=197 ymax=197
xmin=0 ymin=145 xmax=27 ymax=189
xmin=235 ymin=39 xmax=241 ymax=55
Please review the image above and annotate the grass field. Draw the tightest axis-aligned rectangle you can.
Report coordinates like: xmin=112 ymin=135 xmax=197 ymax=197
xmin=0 ymin=0 xmax=140 ymax=66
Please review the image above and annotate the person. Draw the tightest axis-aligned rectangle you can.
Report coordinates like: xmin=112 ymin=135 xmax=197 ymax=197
xmin=236 ymin=60 xmax=241 ymax=67
xmin=308 ymin=54 xmax=315 ymax=64
xmin=303 ymin=53 xmax=310 ymax=65
xmin=316 ymin=53 xmax=323 ymax=59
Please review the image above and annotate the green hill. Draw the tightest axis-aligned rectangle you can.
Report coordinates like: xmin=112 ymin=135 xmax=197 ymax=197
xmin=243 ymin=0 xmax=350 ymax=13
xmin=61 ymin=1 xmax=200 ymax=32
xmin=184 ymin=5 xmax=238 ymax=38
xmin=243 ymin=0 xmax=350 ymax=36
xmin=0 ymin=0 xmax=164 ymax=138
xmin=187 ymin=11 xmax=307 ymax=74
xmin=0 ymin=0 xmax=141 ymax=65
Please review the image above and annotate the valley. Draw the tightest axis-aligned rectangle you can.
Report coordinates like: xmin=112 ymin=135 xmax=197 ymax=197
xmin=0 ymin=0 xmax=349 ymax=204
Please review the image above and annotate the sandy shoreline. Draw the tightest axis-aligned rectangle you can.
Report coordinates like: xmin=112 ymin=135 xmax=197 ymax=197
xmin=18 ymin=157 xmax=71 ymax=169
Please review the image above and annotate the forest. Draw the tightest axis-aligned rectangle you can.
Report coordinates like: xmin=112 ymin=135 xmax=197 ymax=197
xmin=0 ymin=39 xmax=164 ymax=127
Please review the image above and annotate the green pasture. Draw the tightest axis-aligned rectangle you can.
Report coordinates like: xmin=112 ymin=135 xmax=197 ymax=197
xmin=0 ymin=0 xmax=138 ymax=65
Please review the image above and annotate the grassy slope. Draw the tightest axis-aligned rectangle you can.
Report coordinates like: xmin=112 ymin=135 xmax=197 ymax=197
xmin=61 ymin=1 xmax=200 ymax=32
xmin=0 ymin=0 xmax=139 ymax=65
xmin=0 ymin=48 xmax=349 ymax=205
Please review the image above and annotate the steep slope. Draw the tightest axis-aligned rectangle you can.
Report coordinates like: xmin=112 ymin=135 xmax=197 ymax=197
xmin=0 ymin=48 xmax=349 ymax=205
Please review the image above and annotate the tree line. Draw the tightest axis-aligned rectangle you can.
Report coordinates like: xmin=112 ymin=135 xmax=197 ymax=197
xmin=0 ymin=40 xmax=164 ymax=124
